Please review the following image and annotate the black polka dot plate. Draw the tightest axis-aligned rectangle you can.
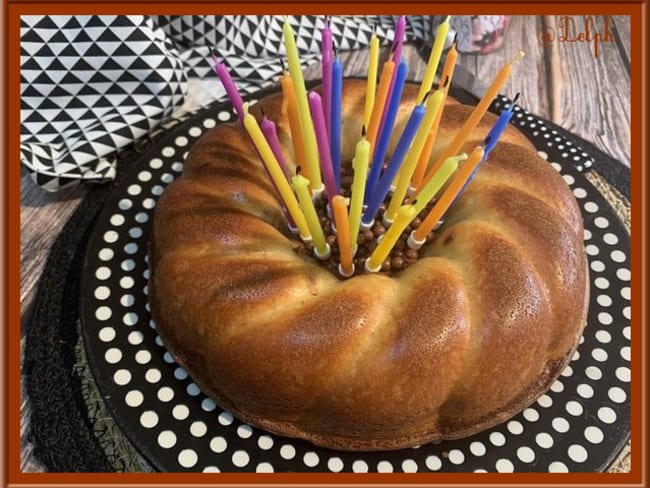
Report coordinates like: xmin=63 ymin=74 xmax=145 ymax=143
xmin=80 ymin=97 xmax=631 ymax=473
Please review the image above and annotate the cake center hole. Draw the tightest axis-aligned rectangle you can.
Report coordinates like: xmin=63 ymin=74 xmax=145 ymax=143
xmin=294 ymin=160 xmax=439 ymax=278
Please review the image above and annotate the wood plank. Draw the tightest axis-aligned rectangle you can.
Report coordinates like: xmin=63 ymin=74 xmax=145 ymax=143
xmin=456 ymin=15 xmax=550 ymax=118
xmin=551 ymin=15 xmax=630 ymax=165
xmin=611 ymin=16 xmax=630 ymax=69
xmin=20 ymin=173 xmax=87 ymax=308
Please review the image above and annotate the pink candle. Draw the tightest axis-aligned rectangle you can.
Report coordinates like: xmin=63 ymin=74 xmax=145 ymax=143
xmin=392 ymin=15 xmax=407 ymax=64
xmin=261 ymin=114 xmax=291 ymax=180
xmin=308 ymin=91 xmax=337 ymax=202
xmin=211 ymin=50 xmax=244 ymax=120
xmin=321 ymin=16 xmax=333 ymax=138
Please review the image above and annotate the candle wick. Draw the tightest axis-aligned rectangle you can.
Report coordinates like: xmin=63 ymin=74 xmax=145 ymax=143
xmin=260 ymin=107 xmax=266 ymax=118
xmin=512 ymin=51 xmax=526 ymax=64
xmin=361 ymin=125 xmax=367 ymax=137
xmin=333 ymin=41 xmax=338 ymax=58
xmin=452 ymin=32 xmax=458 ymax=46
xmin=296 ymin=165 xmax=302 ymax=175
xmin=483 ymin=135 xmax=492 ymax=147
xmin=324 ymin=15 xmax=329 ymax=27
xmin=280 ymin=57 xmax=287 ymax=73
xmin=512 ymin=92 xmax=521 ymax=105
xmin=422 ymin=89 xmax=434 ymax=104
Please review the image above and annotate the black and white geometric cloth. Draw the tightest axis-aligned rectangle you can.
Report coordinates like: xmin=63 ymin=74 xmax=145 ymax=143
xmin=20 ymin=15 xmax=433 ymax=191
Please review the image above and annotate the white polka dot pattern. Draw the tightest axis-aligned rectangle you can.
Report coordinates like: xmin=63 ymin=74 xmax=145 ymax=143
xmin=80 ymin=95 xmax=629 ymax=473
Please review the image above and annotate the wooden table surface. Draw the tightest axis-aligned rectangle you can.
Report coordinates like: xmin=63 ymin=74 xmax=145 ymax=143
xmin=20 ymin=15 xmax=631 ymax=472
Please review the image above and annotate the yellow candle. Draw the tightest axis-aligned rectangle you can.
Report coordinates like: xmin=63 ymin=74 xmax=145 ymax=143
xmin=292 ymin=173 xmax=330 ymax=258
xmin=242 ymin=108 xmax=311 ymax=241
xmin=283 ymin=18 xmax=324 ymax=192
xmin=348 ymin=135 xmax=370 ymax=248
xmin=365 ymin=60 xmax=394 ymax=149
xmin=413 ymin=51 xmax=524 ymax=197
xmin=410 ymin=40 xmax=458 ymax=190
xmin=332 ymin=195 xmax=354 ymax=277
xmin=386 ymin=89 xmax=444 ymax=222
xmin=412 ymin=154 xmax=463 ymax=215
xmin=281 ymin=73 xmax=309 ymax=182
xmin=363 ymin=32 xmax=380 ymax=128
xmin=411 ymin=145 xmax=484 ymax=245
xmin=417 ymin=16 xmax=450 ymax=104
xmin=366 ymin=204 xmax=416 ymax=272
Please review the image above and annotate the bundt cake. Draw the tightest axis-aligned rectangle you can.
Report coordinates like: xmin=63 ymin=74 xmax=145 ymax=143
xmin=148 ymin=79 xmax=589 ymax=451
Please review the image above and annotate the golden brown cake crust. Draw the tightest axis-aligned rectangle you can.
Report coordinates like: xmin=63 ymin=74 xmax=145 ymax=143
xmin=148 ymin=79 xmax=589 ymax=451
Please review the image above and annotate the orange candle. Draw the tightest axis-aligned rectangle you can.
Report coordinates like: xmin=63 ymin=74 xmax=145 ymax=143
xmin=365 ymin=60 xmax=395 ymax=150
xmin=332 ymin=195 xmax=354 ymax=277
xmin=410 ymin=40 xmax=458 ymax=191
xmin=409 ymin=145 xmax=485 ymax=248
xmin=280 ymin=72 xmax=310 ymax=182
xmin=412 ymin=51 xmax=524 ymax=198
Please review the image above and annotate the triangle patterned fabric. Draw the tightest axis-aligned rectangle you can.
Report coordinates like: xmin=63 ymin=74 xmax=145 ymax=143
xmin=20 ymin=15 xmax=433 ymax=191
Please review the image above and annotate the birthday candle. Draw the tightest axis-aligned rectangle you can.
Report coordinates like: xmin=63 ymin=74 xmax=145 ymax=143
xmin=417 ymin=16 xmax=450 ymax=103
xmin=308 ymin=91 xmax=338 ymax=202
xmin=365 ymin=60 xmax=395 ymax=149
xmin=292 ymin=173 xmax=330 ymax=259
xmin=363 ymin=31 xmax=379 ymax=128
xmin=348 ymin=134 xmax=370 ymax=250
xmin=449 ymin=96 xmax=518 ymax=207
xmin=280 ymin=72 xmax=309 ymax=181
xmin=409 ymin=145 xmax=485 ymax=249
xmin=385 ymin=89 xmax=444 ymax=223
xmin=330 ymin=55 xmax=343 ymax=190
xmin=362 ymin=102 xmax=425 ymax=227
xmin=413 ymin=51 xmax=524 ymax=198
xmin=410 ymin=40 xmax=458 ymax=191
xmin=412 ymin=154 xmax=464 ymax=215
xmin=484 ymin=95 xmax=518 ymax=158
xmin=332 ymin=195 xmax=354 ymax=277
xmin=321 ymin=16 xmax=333 ymax=137
xmin=365 ymin=204 xmax=416 ymax=272
xmin=283 ymin=17 xmax=324 ymax=192
xmin=261 ymin=115 xmax=291 ymax=180
xmin=376 ymin=16 xmax=406 ymax=141
xmin=211 ymin=50 xmax=244 ymax=120
xmin=365 ymin=58 xmax=408 ymax=206
xmin=391 ymin=15 xmax=407 ymax=64
xmin=242 ymin=106 xmax=311 ymax=241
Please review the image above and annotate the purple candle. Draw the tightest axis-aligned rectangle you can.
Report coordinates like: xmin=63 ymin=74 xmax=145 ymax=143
xmin=211 ymin=50 xmax=244 ymax=120
xmin=261 ymin=115 xmax=291 ymax=181
xmin=362 ymin=103 xmax=425 ymax=226
xmin=321 ymin=16 xmax=333 ymax=137
xmin=308 ymin=91 xmax=338 ymax=202
xmin=392 ymin=15 xmax=407 ymax=64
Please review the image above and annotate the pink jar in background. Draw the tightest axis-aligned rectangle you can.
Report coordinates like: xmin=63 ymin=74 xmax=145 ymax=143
xmin=449 ymin=16 xmax=511 ymax=54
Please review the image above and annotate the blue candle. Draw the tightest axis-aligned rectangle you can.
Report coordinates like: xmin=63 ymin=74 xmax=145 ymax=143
xmin=362 ymin=103 xmax=425 ymax=227
xmin=364 ymin=58 xmax=408 ymax=205
xmin=483 ymin=96 xmax=517 ymax=158
xmin=447 ymin=98 xmax=517 ymax=213
xmin=330 ymin=56 xmax=343 ymax=190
